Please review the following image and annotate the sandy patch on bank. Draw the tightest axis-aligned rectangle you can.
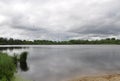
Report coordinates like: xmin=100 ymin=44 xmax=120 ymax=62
xmin=67 ymin=74 xmax=120 ymax=81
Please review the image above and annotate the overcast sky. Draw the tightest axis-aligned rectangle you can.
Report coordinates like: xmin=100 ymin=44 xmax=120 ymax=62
xmin=0 ymin=0 xmax=120 ymax=40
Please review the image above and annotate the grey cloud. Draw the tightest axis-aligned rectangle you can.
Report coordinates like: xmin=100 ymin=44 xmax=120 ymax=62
xmin=0 ymin=0 xmax=120 ymax=40
xmin=68 ymin=1 xmax=120 ymax=38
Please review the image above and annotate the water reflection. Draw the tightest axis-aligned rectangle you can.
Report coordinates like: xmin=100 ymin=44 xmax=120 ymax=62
xmin=1 ymin=45 xmax=120 ymax=81
xmin=0 ymin=47 xmax=27 ymax=51
xmin=20 ymin=62 xmax=29 ymax=71
xmin=19 ymin=51 xmax=29 ymax=72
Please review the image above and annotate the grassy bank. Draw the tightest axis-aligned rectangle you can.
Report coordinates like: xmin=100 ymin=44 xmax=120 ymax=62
xmin=0 ymin=53 xmax=16 ymax=81
xmin=0 ymin=52 xmax=29 ymax=81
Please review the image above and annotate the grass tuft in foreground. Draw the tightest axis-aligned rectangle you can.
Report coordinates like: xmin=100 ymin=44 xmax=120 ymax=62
xmin=0 ymin=52 xmax=29 ymax=81
xmin=0 ymin=52 xmax=16 ymax=81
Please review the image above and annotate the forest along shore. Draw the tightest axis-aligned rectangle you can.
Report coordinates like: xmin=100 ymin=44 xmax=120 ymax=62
xmin=0 ymin=37 xmax=120 ymax=45
xmin=67 ymin=74 xmax=120 ymax=81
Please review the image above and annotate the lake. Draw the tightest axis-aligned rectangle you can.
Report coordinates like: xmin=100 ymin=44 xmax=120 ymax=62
xmin=1 ymin=45 xmax=120 ymax=81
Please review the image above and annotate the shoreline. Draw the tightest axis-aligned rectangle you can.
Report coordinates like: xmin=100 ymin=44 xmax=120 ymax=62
xmin=66 ymin=74 xmax=120 ymax=81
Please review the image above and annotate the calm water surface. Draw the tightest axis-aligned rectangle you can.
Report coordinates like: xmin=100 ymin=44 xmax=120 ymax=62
xmin=1 ymin=45 xmax=120 ymax=81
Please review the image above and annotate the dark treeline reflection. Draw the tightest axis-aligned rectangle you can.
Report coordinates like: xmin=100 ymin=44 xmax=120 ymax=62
xmin=20 ymin=61 xmax=29 ymax=71
xmin=0 ymin=47 xmax=28 ymax=51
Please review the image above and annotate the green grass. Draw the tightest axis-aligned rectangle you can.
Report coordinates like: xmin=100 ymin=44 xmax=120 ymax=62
xmin=0 ymin=52 xmax=30 ymax=81
xmin=0 ymin=52 xmax=16 ymax=81
xmin=14 ymin=76 xmax=31 ymax=81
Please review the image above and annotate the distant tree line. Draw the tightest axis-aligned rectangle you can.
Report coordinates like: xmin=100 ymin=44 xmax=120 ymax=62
xmin=0 ymin=37 xmax=120 ymax=45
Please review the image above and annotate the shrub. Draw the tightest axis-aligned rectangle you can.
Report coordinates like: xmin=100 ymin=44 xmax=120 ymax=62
xmin=0 ymin=53 xmax=16 ymax=81
xmin=19 ymin=52 xmax=28 ymax=63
